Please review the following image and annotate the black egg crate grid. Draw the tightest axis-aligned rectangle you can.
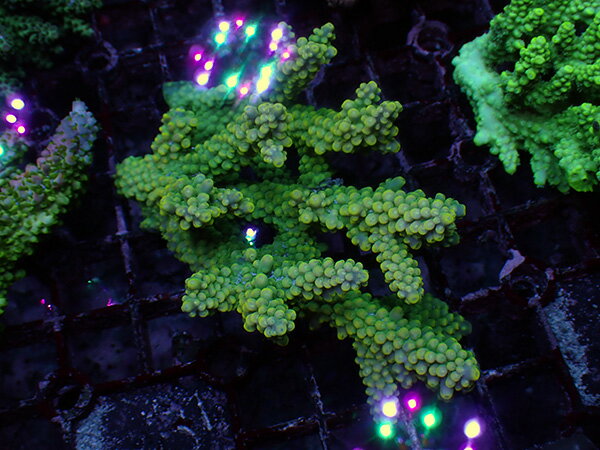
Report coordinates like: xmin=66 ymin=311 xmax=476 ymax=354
xmin=1 ymin=0 xmax=599 ymax=448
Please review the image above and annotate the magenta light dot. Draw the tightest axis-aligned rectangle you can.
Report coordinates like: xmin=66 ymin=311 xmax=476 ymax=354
xmin=40 ymin=299 xmax=46 ymax=305
xmin=239 ymin=84 xmax=250 ymax=97
xmin=461 ymin=444 xmax=475 ymax=450
xmin=5 ymin=114 xmax=17 ymax=124
xmin=404 ymin=393 xmax=420 ymax=411
xmin=282 ymin=51 xmax=291 ymax=60
xmin=17 ymin=125 xmax=26 ymax=134
xmin=194 ymin=53 xmax=202 ymax=61
xmin=235 ymin=18 xmax=244 ymax=27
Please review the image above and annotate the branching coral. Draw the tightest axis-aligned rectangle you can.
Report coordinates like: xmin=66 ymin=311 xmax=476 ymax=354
xmin=116 ymin=23 xmax=479 ymax=419
xmin=0 ymin=101 xmax=98 ymax=312
xmin=453 ymin=0 xmax=600 ymax=192
xmin=0 ymin=0 xmax=101 ymax=94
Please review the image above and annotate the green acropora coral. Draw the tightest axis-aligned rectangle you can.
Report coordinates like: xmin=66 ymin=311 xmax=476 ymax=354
xmin=0 ymin=101 xmax=98 ymax=313
xmin=453 ymin=0 xmax=600 ymax=192
xmin=116 ymin=23 xmax=479 ymax=419
xmin=0 ymin=0 xmax=101 ymax=94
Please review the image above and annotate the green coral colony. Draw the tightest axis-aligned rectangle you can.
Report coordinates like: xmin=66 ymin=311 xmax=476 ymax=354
xmin=453 ymin=0 xmax=600 ymax=192
xmin=0 ymin=0 xmax=99 ymax=314
xmin=0 ymin=0 xmax=101 ymax=94
xmin=116 ymin=22 xmax=479 ymax=419
xmin=0 ymin=102 xmax=98 ymax=312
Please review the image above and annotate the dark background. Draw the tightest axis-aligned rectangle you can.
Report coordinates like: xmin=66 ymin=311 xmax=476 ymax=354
xmin=0 ymin=0 xmax=599 ymax=448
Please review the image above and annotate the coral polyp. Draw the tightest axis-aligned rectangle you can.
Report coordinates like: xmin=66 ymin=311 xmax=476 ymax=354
xmin=116 ymin=22 xmax=479 ymax=419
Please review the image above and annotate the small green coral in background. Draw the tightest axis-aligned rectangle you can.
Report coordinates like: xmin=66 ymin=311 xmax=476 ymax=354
xmin=0 ymin=0 xmax=101 ymax=94
xmin=453 ymin=0 xmax=600 ymax=192
xmin=116 ymin=23 xmax=479 ymax=420
xmin=0 ymin=101 xmax=98 ymax=312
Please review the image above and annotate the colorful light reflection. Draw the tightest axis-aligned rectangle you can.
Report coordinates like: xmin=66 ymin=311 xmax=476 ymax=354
xmin=196 ymin=72 xmax=210 ymax=86
xmin=235 ymin=18 xmax=244 ymax=27
xmin=225 ymin=73 xmax=240 ymax=88
xmin=245 ymin=25 xmax=257 ymax=38
xmin=420 ymin=406 xmax=441 ymax=430
xmin=404 ymin=393 xmax=421 ymax=411
xmin=377 ymin=422 xmax=394 ymax=439
xmin=10 ymin=98 xmax=25 ymax=110
xmin=245 ymin=227 xmax=257 ymax=245
xmin=256 ymin=77 xmax=270 ymax=94
xmin=5 ymin=114 xmax=17 ymax=124
xmin=215 ymin=32 xmax=227 ymax=45
xmin=271 ymin=27 xmax=283 ymax=41
xmin=464 ymin=418 xmax=483 ymax=439
xmin=194 ymin=53 xmax=202 ymax=61
xmin=204 ymin=60 xmax=214 ymax=71
xmin=17 ymin=125 xmax=25 ymax=134
xmin=239 ymin=84 xmax=250 ymax=97
xmin=381 ymin=398 xmax=399 ymax=418
xmin=218 ymin=21 xmax=230 ymax=32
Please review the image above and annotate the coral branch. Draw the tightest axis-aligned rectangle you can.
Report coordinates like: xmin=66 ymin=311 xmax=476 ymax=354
xmin=0 ymin=101 xmax=98 ymax=311
xmin=116 ymin=23 xmax=479 ymax=420
xmin=453 ymin=0 xmax=600 ymax=192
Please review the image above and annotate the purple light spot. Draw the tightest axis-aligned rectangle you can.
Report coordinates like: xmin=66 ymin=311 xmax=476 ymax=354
xmin=464 ymin=418 xmax=483 ymax=439
xmin=404 ymin=392 xmax=421 ymax=411
xmin=239 ymin=83 xmax=250 ymax=97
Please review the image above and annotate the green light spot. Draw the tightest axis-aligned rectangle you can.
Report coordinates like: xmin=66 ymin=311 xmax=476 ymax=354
xmin=420 ymin=407 xmax=441 ymax=429
xmin=245 ymin=25 xmax=257 ymax=38
xmin=225 ymin=73 xmax=240 ymax=88
xmin=260 ymin=64 xmax=273 ymax=78
xmin=0 ymin=145 xmax=4 ymax=157
xmin=377 ymin=422 xmax=394 ymax=439
xmin=215 ymin=32 xmax=227 ymax=45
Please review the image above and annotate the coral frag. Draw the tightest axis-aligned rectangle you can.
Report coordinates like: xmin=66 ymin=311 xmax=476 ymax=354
xmin=453 ymin=0 xmax=600 ymax=192
xmin=0 ymin=101 xmax=98 ymax=312
xmin=116 ymin=23 xmax=479 ymax=418
xmin=0 ymin=0 xmax=101 ymax=94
